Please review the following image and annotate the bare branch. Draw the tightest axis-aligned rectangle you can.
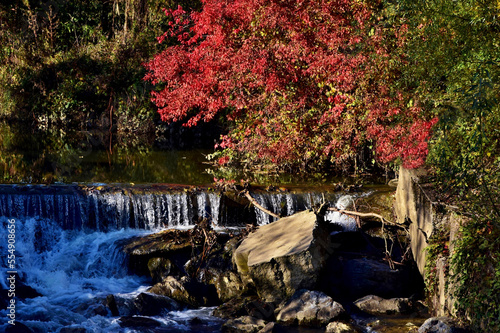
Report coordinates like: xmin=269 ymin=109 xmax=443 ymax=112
xmin=243 ymin=191 xmax=281 ymax=219
xmin=326 ymin=207 xmax=406 ymax=229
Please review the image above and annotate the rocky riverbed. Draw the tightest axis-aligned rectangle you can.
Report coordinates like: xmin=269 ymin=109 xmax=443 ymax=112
xmin=111 ymin=209 xmax=462 ymax=332
xmin=0 ymin=184 xmax=471 ymax=333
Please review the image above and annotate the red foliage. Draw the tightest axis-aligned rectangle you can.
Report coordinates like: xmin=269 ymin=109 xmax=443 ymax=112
xmin=144 ymin=0 xmax=436 ymax=170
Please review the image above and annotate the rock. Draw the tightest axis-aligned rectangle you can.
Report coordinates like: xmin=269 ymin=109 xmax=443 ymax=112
xmin=123 ymin=230 xmax=191 ymax=256
xmin=134 ymin=292 xmax=180 ymax=316
xmin=148 ymin=276 xmax=218 ymax=307
xmin=418 ymin=317 xmax=469 ymax=333
xmin=5 ymin=322 xmax=34 ymax=333
xmin=74 ymin=302 xmax=109 ymax=317
xmin=190 ymin=317 xmax=203 ymax=325
xmin=106 ymin=294 xmax=120 ymax=316
xmin=322 ymin=256 xmax=420 ymax=300
xmin=211 ymin=269 xmax=247 ymax=302
xmin=59 ymin=328 xmax=87 ymax=333
xmin=148 ymin=257 xmax=173 ymax=283
xmin=186 ymin=256 xmax=246 ymax=303
xmin=148 ymin=276 xmax=195 ymax=306
xmin=326 ymin=322 xmax=359 ymax=333
xmin=16 ymin=282 xmax=42 ymax=299
xmin=118 ymin=316 xmax=162 ymax=328
xmin=233 ymin=210 xmax=331 ymax=303
xmin=354 ymin=295 xmax=412 ymax=315
xmin=256 ymin=322 xmax=298 ymax=333
xmin=214 ymin=296 xmax=275 ymax=321
xmin=89 ymin=304 xmax=109 ymax=317
xmin=276 ymin=289 xmax=347 ymax=327
xmin=222 ymin=316 xmax=267 ymax=333
xmin=258 ymin=322 xmax=276 ymax=333
xmin=123 ymin=229 xmax=192 ymax=276
xmin=105 ymin=294 xmax=137 ymax=317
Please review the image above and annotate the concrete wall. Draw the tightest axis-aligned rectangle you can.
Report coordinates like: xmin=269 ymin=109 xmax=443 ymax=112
xmin=394 ymin=167 xmax=462 ymax=316
xmin=394 ymin=167 xmax=435 ymax=277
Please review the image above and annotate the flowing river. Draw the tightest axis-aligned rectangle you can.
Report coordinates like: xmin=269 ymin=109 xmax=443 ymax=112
xmin=0 ymin=122 xmax=425 ymax=332
xmin=0 ymin=185 xmax=370 ymax=332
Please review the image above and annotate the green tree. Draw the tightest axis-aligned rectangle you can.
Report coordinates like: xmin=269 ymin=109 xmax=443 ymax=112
xmin=386 ymin=1 xmax=500 ymax=330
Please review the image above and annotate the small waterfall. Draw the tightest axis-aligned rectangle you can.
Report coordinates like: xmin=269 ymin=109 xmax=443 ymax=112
xmin=0 ymin=187 xmax=213 ymax=231
xmin=195 ymin=192 xmax=220 ymax=225
xmin=251 ymin=192 xmax=362 ymax=232
xmin=0 ymin=186 xmax=376 ymax=332
xmin=0 ymin=216 xmax=151 ymax=332
xmin=0 ymin=185 xmax=370 ymax=232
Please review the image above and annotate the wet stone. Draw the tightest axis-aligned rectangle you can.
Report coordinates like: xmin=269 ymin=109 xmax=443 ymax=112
xmin=222 ymin=316 xmax=267 ymax=333
xmin=118 ymin=316 xmax=162 ymax=328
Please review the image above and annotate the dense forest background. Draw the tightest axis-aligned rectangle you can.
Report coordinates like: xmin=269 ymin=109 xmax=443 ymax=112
xmin=0 ymin=0 xmax=201 ymax=131
xmin=1 ymin=0 xmax=500 ymax=331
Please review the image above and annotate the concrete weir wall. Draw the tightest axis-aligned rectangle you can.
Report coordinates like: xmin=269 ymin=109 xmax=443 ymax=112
xmin=394 ymin=167 xmax=463 ymax=316
xmin=394 ymin=167 xmax=435 ymax=277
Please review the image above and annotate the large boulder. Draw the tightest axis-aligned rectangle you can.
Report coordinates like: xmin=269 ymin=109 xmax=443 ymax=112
xmin=276 ymin=289 xmax=347 ymax=328
xmin=354 ymin=295 xmax=412 ymax=315
xmin=233 ymin=210 xmax=331 ymax=303
xmin=418 ymin=317 xmax=470 ymax=333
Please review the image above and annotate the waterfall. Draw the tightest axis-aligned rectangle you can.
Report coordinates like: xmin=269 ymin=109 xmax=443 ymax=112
xmin=0 ymin=216 xmax=152 ymax=332
xmin=250 ymin=192 xmax=360 ymax=231
xmin=0 ymin=186 xmax=213 ymax=231
xmin=0 ymin=185 xmax=374 ymax=332
xmin=0 ymin=185 xmax=368 ymax=232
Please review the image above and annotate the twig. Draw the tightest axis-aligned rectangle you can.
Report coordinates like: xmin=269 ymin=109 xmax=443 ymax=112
xmin=243 ymin=190 xmax=281 ymax=219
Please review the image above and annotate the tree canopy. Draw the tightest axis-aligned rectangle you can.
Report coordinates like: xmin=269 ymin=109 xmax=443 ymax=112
xmin=144 ymin=0 xmax=437 ymax=172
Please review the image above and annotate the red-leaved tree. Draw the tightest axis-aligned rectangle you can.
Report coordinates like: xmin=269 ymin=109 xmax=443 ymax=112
xmin=144 ymin=0 xmax=436 ymax=171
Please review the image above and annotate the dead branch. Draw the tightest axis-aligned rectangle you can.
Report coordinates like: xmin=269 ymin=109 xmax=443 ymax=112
xmin=243 ymin=191 xmax=281 ymax=219
xmin=326 ymin=207 xmax=406 ymax=229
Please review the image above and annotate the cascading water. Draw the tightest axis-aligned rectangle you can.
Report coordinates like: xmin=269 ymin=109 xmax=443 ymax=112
xmin=0 ymin=216 xmax=152 ymax=332
xmin=0 ymin=186 xmax=366 ymax=231
xmin=250 ymin=191 xmax=365 ymax=232
xmin=0 ymin=186 xmax=222 ymax=231
xmin=0 ymin=185 xmax=371 ymax=332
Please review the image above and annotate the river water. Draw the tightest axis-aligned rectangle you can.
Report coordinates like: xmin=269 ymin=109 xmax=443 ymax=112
xmin=0 ymin=122 xmax=424 ymax=332
xmin=0 ymin=187 xmax=365 ymax=332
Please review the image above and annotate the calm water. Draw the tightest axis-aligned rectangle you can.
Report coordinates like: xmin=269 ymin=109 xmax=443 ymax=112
xmin=0 ymin=121 xmax=364 ymax=187
xmin=0 ymin=121 xmax=217 ymax=185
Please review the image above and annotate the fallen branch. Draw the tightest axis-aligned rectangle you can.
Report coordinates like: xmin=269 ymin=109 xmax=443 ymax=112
xmin=243 ymin=191 xmax=281 ymax=219
xmin=326 ymin=207 xmax=406 ymax=229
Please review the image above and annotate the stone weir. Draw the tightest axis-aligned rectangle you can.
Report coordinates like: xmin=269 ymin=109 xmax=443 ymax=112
xmin=0 ymin=184 xmax=348 ymax=231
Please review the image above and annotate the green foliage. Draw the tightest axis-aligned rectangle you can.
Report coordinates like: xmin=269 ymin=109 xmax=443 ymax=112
xmin=450 ymin=219 xmax=500 ymax=332
xmin=382 ymin=1 xmax=500 ymax=330
xmin=423 ymin=226 xmax=449 ymax=313
xmin=0 ymin=0 xmax=196 ymax=131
